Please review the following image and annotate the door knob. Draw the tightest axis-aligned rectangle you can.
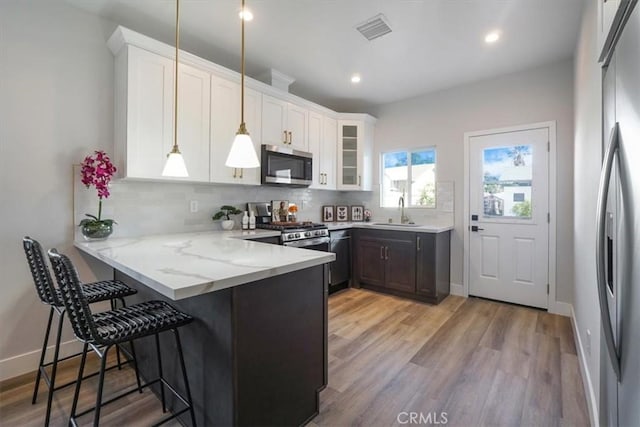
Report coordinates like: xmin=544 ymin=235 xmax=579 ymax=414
xmin=471 ymin=225 xmax=485 ymax=232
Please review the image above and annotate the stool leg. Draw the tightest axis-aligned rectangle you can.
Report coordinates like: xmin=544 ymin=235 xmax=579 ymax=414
xmin=43 ymin=310 xmax=64 ymax=427
xmin=32 ymin=306 xmax=54 ymax=404
xmin=154 ymin=333 xmax=167 ymax=413
xmin=70 ymin=343 xmax=88 ymax=425
xmin=111 ymin=299 xmax=123 ymax=370
xmin=93 ymin=345 xmax=111 ymax=427
xmin=128 ymin=339 xmax=143 ymax=393
xmin=174 ymin=329 xmax=196 ymax=427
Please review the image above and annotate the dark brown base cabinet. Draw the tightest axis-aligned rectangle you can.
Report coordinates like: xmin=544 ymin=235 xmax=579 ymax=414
xmin=353 ymin=229 xmax=451 ymax=304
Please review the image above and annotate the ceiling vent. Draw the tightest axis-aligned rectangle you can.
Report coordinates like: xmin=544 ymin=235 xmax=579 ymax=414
xmin=356 ymin=14 xmax=392 ymax=41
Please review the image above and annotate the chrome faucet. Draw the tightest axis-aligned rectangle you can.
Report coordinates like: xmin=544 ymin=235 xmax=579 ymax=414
xmin=399 ymin=193 xmax=410 ymax=224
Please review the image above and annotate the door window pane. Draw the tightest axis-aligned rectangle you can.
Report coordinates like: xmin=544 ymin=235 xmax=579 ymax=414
xmin=483 ymin=145 xmax=533 ymax=218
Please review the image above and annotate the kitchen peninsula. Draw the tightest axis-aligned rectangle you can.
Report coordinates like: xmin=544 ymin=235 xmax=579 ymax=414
xmin=75 ymin=230 xmax=335 ymax=426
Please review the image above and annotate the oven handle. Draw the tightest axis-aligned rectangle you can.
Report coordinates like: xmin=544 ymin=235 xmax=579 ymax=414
xmin=282 ymin=237 xmax=330 ymax=248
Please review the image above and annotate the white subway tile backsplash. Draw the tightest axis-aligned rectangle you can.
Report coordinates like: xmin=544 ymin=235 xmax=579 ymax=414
xmin=73 ymin=166 xmax=454 ymax=238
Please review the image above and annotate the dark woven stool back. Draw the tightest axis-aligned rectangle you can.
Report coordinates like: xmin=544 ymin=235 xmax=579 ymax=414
xmin=48 ymin=249 xmax=98 ymax=344
xmin=23 ymin=237 xmax=60 ymax=306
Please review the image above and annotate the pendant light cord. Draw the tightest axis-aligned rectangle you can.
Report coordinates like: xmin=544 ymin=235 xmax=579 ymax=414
xmin=173 ymin=0 xmax=180 ymax=152
xmin=240 ymin=0 xmax=246 ymax=127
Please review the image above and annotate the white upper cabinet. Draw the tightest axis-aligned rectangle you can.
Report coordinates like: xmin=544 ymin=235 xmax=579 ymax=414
xmin=115 ymin=45 xmax=210 ymax=182
xmin=262 ymin=94 xmax=308 ymax=151
xmin=309 ymin=112 xmax=337 ymax=190
xmin=210 ymin=75 xmax=262 ymax=185
xmin=337 ymin=116 xmax=375 ymax=191
xmin=598 ymin=0 xmax=630 ymax=61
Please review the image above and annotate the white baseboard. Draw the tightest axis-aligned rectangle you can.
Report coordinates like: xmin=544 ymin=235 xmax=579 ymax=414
xmin=549 ymin=301 xmax=572 ymax=317
xmin=449 ymin=282 xmax=465 ymax=296
xmin=570 ymin=305 xmax=599 ymax=427
xmin=0 ymin=339 xmax=84 ymax=382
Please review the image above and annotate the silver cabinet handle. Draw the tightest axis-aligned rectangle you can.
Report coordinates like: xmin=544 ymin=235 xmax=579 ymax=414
xmin=385 ymin=246 xmax=389 ymax=260
xmin=417 ymin=236 xmax=421 ymax=251
xmin=233 ymin=168 xmax=237 ymax=178
xmin=283 ymin=130 xmax=288 ymax=145
xmin=358 ymin=175 xmax=361 ymax=187
xmin=380 ymin=246 xmax=384 ymax=259
xmin=596 ymin=122 xmax=620 ymax=380
xmin=288 ymin=131 xmax=292 ymax=145
xmin=239 ymin=168 xmax=243 ymax=179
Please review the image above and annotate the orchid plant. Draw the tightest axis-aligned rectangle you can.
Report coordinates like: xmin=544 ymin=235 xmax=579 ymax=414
xmin=79 ymin=151 xmax=117 ymax=230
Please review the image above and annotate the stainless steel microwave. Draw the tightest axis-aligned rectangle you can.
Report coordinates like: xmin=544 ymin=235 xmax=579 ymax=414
xmin=261 ymin=145 xmax=313 ymax=187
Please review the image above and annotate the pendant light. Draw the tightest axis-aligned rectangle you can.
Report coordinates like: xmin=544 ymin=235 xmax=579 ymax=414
xmin=225 ymin=0 xmax=260 ymax=169
xmin=162 ymin=0 xmax=189 ymax=177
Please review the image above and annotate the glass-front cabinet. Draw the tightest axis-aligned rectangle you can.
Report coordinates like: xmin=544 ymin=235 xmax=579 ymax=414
xmin=337 ymin=118 xmax=373 ymax=191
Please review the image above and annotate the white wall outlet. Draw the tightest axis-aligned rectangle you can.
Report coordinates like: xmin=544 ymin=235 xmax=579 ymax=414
xmin=585 ymin=329 xmax=592 ymax=356
xmin=190 ymin=200 xmax=198 ymax=213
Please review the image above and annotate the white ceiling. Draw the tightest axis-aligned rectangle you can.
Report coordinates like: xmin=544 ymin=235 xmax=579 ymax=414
xmin=65 ymin=0 xmax=585 ymax=112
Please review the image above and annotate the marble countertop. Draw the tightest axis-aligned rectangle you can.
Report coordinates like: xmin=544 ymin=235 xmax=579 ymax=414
xmin=75 ymin=230 xmax=335 ymax=301
xmin=325 ymin=221 xmax=454 ymax=233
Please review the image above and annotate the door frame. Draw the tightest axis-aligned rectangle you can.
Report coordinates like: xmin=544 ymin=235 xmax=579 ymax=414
xmin=463 ymin=121 xmax=560 ymax=313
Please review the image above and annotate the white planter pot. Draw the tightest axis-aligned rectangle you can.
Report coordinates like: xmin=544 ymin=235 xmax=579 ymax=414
xmin=221 ymin=220 xmax=235 ymax=230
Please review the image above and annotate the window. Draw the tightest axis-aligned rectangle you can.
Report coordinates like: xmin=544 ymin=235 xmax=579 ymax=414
xmin=381 ymin=148 xmax=436 ymax=208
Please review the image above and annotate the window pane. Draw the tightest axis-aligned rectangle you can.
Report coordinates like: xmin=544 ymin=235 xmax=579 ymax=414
xmin=381 ymin=152 xmax=408 ymax=207
xmin=410 ymin=149 xmax=436 ymax=207
xmin=482 ymin=145 xmax=533 ymax=218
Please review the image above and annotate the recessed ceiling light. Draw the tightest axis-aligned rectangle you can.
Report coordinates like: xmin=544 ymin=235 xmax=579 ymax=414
xmin=239 ymin=8 xmax=253 ymax=21
xmin=485 ymin=31 xmax=500 ymax=44
xmin=351 ymin=74 xmax=361 ymax=84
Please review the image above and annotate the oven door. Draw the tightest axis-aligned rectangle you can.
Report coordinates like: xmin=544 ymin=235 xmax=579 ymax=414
xmin=261 ymin=145 xmax=313 ymax=187
xmin=282 ymin=237 xmax=330 ymax=251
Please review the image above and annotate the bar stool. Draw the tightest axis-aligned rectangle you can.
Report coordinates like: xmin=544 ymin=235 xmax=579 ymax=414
xmin=48 ymin=249 xmax=197 ymax=427
xmin=22 ymin=237 xmax=139 ymax=427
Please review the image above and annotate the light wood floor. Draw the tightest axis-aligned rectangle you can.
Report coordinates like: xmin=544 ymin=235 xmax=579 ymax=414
xmin=311 ymin=289 xmax=590 ymax=427
xmin=0 ymin=289 xmax=589 ymax=426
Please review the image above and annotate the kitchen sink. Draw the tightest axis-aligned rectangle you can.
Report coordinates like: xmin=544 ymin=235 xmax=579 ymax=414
xmin=370 ymin=222 xmax=422 ymax=227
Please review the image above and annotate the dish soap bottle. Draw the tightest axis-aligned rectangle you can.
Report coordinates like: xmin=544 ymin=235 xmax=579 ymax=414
xmin=242 ymin=211 xmax=249 ymax=230
xmin=249 ymin=210 xmax=256 ymax=230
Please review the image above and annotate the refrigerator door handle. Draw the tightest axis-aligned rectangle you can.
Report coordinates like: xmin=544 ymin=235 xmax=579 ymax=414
xmin=596 ymin=122 xmax=621 ymax=381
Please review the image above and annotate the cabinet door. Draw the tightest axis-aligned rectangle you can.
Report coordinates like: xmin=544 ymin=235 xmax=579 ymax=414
xmin=262 ymin=94 xmax=287 ymax=147
xmin=322 ymin=117 xmax=337 ymax=190
xmin=384 ymin=238 xmax=416 ymax=293
xmin=308 ymin=112 xmax=323 ymax=189
xmin=416 ymin=233 xmax=436 ymax=297
xmin=337 ymin=121 xmax=363 ymax=190
xmin=240 ymin=87 xmax=263 ymax=185
xmin=126 ymin=46 xmax=174 ymax=179
xmin=356 ymin=238 xmax=386 ymax=287
xmin=287 ymin=103 xmax=308 ymax=150
xmin=330 ymin=234 xmax=351 ymax=285
xmin=177 ymin=63 xmax=211 ymax=182
xmin=210 ymin=75 xmax=239 ymax=184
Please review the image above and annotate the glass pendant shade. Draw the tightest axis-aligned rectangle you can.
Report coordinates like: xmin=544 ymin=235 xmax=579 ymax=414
xmin=225 ymin=129 xmax=260 ymax=168
xmin=162 ymin=149 xmax=189 ymax=177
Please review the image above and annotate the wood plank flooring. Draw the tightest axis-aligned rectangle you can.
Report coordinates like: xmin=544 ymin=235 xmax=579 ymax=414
xmin=0 ymin=289 xmax=589 ymax=426
xmin=312 ymin=289 xmax=589 ymax=427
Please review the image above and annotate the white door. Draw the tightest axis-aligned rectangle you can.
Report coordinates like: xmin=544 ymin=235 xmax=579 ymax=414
xmin=468 ymin=127 xmax=549 ymax=308
xmin=261 ymin=94 xmax=287 ymax=148
xmin=322 ymin=116 xmax=337 ymax=190
xmin=287 ymin=103 xmax=308 ymax=150
xmin=308 ymin=112 xmax=323 ymax=188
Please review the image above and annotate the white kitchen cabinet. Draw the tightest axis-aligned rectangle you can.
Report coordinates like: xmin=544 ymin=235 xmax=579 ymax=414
xmin=210 ymin=75 xmax=262 ymax=185
xmin=309 ymin=112 xmax=337 ymax=189
xmin=262 ymin=94 xmax=308 ymax=151
xmin=337 ymin=117 xmax=374 ymax=191
xmin=114 ymin=45 xmax=210 ymax=182
xmin=598 ymin=0 xmax=630 ymax=61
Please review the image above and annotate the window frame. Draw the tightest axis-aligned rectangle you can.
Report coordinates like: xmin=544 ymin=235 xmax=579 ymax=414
xmin=379 ymin=146 xmax=437 ymax=209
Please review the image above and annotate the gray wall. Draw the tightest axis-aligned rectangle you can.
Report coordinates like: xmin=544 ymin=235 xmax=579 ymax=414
xmin=573 ymin=0 xmax=603 ymax=416
xmin=372 ymin=59 xmax=575 ymax=302
xmin=0 ymin=0 xmax=117 ymax=377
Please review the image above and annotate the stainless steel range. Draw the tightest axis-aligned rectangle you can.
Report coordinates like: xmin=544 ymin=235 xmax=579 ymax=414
xmin=247 ymin=202 xmax=330 ymax=250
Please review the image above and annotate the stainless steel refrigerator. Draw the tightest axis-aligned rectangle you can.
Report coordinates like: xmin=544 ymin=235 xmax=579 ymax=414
xmin=598 ymin=1 xmax=640 ymax=425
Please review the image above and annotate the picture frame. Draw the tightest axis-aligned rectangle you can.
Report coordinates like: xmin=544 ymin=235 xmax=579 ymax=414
xmin=322 ymin=206 xmax=335 ymax=222
xmin=272 ymin=200 xmax=289 ymax=222
xmin=336 ymin=205 xmax=349 ymax=222
xmin=350 ymin=205 xmax=364 ymax=222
